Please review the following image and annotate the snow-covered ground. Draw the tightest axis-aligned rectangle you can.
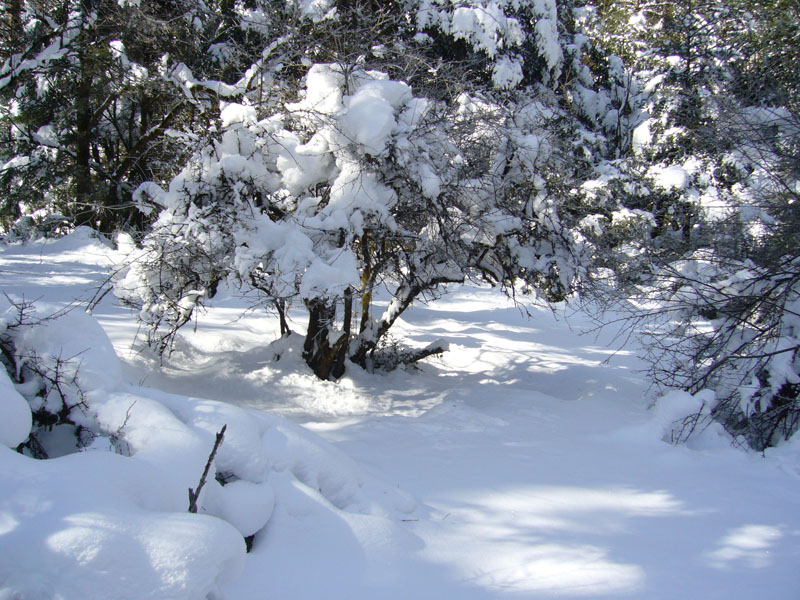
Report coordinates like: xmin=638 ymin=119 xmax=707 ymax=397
xmin=2 ymin=231 xmax=799 ymax=599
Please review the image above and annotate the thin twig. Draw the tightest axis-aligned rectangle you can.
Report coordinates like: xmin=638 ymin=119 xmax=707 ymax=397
xmin=188 ymin=424 xmax=227 ymax=514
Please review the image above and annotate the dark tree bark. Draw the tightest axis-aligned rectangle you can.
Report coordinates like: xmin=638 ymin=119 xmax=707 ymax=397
xmin=75 ymin=55 xmax=93 ymax=226
xmin=275 ymin=300 xmax=291 ymax=337
xmin=350 ymin=274 xmax=462 ymax=369
xmin=303 ymin=297 xmax=350 ymax=380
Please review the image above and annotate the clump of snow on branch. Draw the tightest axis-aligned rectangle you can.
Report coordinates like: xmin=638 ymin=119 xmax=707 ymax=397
xmin=414 ymin=0 xmax=563 ymax=88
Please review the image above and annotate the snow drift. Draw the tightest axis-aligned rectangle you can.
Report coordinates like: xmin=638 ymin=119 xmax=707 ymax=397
xmin=0 ymin=281 xmax=416 ymax=599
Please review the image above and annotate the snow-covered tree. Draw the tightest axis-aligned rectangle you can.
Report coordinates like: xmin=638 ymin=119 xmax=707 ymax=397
xmin=114 ymin=0 xmax=634 ymax=379
xmin=115 ymin=65 xmax=582 ymax=378
xmin=584 ymin=0 xmax=800 ymax=449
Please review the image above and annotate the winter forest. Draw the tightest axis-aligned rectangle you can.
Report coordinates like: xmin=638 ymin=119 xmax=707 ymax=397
xmin=1 ymin=0 xmax=799 ymax=598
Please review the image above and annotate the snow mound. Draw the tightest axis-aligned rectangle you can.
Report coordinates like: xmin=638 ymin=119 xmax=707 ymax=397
xmin=0 ymin=300 xmax=416 ymax=598
xmin=0 ymin=446 xmax=245 ymax=600
xmin=649 ymin=164 xmax=691 ymax=190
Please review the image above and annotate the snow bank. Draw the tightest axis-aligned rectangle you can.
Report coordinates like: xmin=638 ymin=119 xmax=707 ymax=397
xmin=15 ymin=305 xmax=122 ymax=397
xmin=608 ymin=389 xmax=730 ymax=450
xmin=0 ymin=446 xmax=245 ymax=600
xmin=0 ymin=276 xmax=416 ymax=598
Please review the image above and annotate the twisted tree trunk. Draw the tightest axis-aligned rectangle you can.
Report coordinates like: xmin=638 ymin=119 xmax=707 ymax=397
xmin=303 ymin=291 xmax=352 ymax=380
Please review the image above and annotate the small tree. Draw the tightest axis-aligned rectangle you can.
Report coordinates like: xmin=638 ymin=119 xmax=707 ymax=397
xmin=114 ymin=0 xmax=634 ymax=379
xmin=116 ymin=63 xmax=586 ymax=379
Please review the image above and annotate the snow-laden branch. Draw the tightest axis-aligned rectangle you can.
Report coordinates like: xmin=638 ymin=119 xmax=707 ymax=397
xmin=0 ymin=8 xmax=91 ymax=92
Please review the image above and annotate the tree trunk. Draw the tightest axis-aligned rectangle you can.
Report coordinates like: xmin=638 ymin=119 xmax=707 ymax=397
xmin=350 ymin=274 xmax=461 ymax=368
xmin=303 ymin=295 xmax=350 ymax=380
xmin=75 ymin=57 xmax=93 ymax=226
xmin=275 ymin=300 xmax=291 ymax=337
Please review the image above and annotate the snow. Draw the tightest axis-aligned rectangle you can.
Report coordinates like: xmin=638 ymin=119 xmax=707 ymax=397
xmin=299 ymin=251 xmax=360 ymax=299
xmin=341 ymin=80 xmax=412 ymax=154
xmin=0 ymin=10 xmax=87 ymax=94
xmin=289 ymin=63 xmax=344 ymax=116
xmin=219 ymin=103 xmax=257 ymax=128
xmin=628 ymin=109 xmax=654 ymax=158
xmin=413 ymin=0 xmax=568 ymax=89
xmin=291 ymin=0 xmax=335 ymax=22
xmin=274 ymin=130 xmax=331 ymax=195
xmin=0 ymin=368 xmax=31 ymax=448
xmin=450 ymin=4 xmax=520 ymax=58
xmin=1 ymin=232 xmax=799 ymax=599
xmin=492 ymin=55 xmax=524 ymax=89
xmin=650 ymin=164 xmax=691 ymax=190
xmin=534 ymin=14 xmax=562 ymax=74
xmin=0 ymin=444 xmax=246 ymax=600
xmin=14 ymin=305 xmax=122 ymax=398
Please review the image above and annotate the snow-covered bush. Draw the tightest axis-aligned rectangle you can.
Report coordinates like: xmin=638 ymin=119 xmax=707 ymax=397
xmin=414 ymin=0 xmax=564 ymax=88
xmin=0 ymin=298 xmax=91 ymax=457
xmin=0 ymin=0 xmax=647 ymax=379
xmin=570 ymin=0 xmax=800 ymax=451
xmin=115 ymin=56 xmax=602 ymax=379
xmin=634 ymin=109 xmax=800 ymax=450
xmin=635 ymin=253 xmax=800 ymax=450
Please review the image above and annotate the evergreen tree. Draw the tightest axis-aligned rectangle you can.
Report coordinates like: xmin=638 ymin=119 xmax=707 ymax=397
xmin=0 ymin=0 xmax=283 ymax=233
